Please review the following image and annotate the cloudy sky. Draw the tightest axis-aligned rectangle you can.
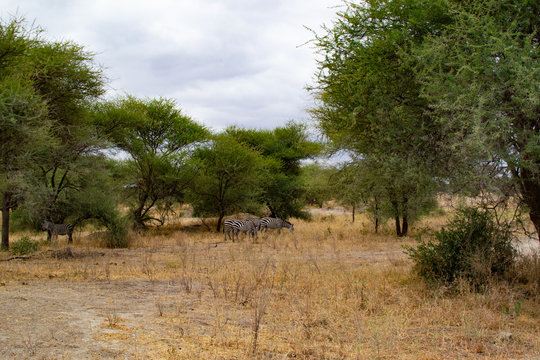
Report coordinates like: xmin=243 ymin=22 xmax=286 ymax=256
xmin=2 ymin=0 xmax=342 ymax=131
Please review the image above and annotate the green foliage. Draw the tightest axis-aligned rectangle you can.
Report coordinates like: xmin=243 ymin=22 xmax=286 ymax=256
xmin=102 ymin=215 xmax=129 ymax=249
xmin=301 ymin=163 xmax=334 ymax=208
xmin=187 ymin=133 xmax=267 ymax=231
xmin=310 ymin=0 xmax=448 ymax=235
xmin=0 ymin=17 xmax=110 ymax=242
xmin=226 ymin=122 xmax=320 ymax=219
xmin=9 ymin=237 xmax=39 ymax=255
xmin=406 ymin=208 xmax=515 ymax=286
xmin=69 ymin=171 xmax=129 ymax=248
xmin=416 ymin=0 xmax=540 ymax=237
xmin=94 ymin=96 xmax=209 ymax=228
xmin=0 ymin=18 xmax=51 ymax=249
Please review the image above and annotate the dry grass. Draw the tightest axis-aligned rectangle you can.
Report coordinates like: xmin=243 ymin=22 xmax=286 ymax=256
xmin=0 ymin=212 xmax=539 ymax=359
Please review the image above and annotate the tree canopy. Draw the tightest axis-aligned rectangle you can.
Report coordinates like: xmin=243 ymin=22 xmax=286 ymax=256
xmin=226 ymin=122 xmax=321 ymax=219
xmin=94 ymin=96 xmax=209 ymax=228
xmin=310 ymin=0 xmax=449 ymax=235
xmin=311 ymin=0 xmax=539 ymax=239
xmin=187 ymin=133 xmax=267 ymax=231
xmin=416 ymin=0 xmax=540 ymax=238
xmin=0 ymin=19 xmax=48 ymax=249
xmin=1 ymin=18 xmax=126 ymax=248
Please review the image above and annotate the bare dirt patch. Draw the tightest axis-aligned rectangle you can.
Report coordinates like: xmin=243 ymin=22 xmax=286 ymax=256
xmin=0 ymin=278 xmax=203 ymax=359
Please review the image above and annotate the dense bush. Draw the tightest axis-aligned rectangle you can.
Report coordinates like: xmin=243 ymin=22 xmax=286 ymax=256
xmin=71 ymin=186 xmax=130 ymax=248
xmin=406 ymin=208 xmax=515 ymax=286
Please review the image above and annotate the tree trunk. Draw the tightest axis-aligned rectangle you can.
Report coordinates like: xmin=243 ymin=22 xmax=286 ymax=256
xmin=132 ymin=211 xmax=146 ymax=230
xmin=267 ymin=204 xmax=277 ymax=218
xmin=352 ymin=206 xmax=355 ymax=223
xmin=401 ymin=216 xmax=408 ymax=237
xmin=1 ymin=192 xmax=11 ymax=250
xmin=521 ymin=166 xmax=540 ymax=241
xmin=400 ymin=198 xmax=409 ymax=237
xmin=374 ymin=196 xmax=379 ymax=233
xmin=216 ymin=213 xmax=224 ymax=232
xmin=391 ymin=200 xmax=402 ymax=237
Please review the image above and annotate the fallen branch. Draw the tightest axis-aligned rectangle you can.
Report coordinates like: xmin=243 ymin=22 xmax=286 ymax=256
xmin=2 ymin=254 xmax=34 ymax=261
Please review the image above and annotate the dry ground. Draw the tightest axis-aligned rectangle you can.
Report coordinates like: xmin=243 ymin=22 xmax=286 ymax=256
xmin=0 ymin=213 xmax=539 ymax=359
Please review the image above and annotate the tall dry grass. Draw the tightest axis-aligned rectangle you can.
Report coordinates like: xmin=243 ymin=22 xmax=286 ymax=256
xmin=0 ymin=211 xmax=538 ymax=359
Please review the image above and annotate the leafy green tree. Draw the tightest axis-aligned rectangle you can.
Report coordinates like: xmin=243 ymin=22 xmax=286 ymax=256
xmin=331 ymin=159 xmax=388 ymax=229
xmin=187 ymin=133 xmax=267 ymax=231
xmin=21 ymin=25 xmax=111 ymax=230
xmin=0 ymin=19 xmax=49 ymax=249
xmin=310 ymin=0 xmax=449 ymax=235
xmin=301 ymin=163 xmax=334 ymax=208
xmin=416 ymin=0 xmax=540 ymax=240
xmin=226 ymin=122 xmax=321 ymax=219
xmin=94 ymin=96 xmax=209 ymax=228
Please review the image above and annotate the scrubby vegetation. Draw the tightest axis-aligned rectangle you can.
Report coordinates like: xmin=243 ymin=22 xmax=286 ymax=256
xmin=0 ymin=211 xmax=538 ymax=359
xmin=8 ymin=237 xmax=40 ymax=256
xmin=407 ymin=208 xmax=516 ymax=286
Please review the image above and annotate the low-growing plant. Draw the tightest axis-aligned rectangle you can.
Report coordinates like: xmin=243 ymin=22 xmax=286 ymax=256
xmin=406 ymin=207 xmax=515 ymax=287
xmin=10 ymin=237 xmax=40 ymax=255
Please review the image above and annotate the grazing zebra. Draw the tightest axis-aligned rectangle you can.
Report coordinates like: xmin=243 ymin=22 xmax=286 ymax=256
xmin=223 ymin=219 xmax=257 ymax=242
xmin=260 ymin=217 xmax=294 ymax=234
xmin=41 ymin=220 xmax=73 ymax=243
xmin=244 ymin=217 xmax=263 ymax=231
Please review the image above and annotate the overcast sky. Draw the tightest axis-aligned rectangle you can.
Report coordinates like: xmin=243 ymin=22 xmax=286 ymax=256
xmin=2 ymin=0 xmax=342 ymax=132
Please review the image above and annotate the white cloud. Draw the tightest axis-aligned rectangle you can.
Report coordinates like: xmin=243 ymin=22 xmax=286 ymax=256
xmin=1 ymin=0 xmax=342 ymax=130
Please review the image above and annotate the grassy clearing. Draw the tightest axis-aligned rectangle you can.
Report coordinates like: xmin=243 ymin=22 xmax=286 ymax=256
xmin=0 ymin=212 xmax=538 ymax=359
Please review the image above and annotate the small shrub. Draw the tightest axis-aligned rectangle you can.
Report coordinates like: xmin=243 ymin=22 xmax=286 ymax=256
xmin=104 ymin=215 xmax=129 ymax=248
xmin=10 ymin=237 xmax=40 ymax=255
xmin=406 ymin=207 xmax=515 ymax=287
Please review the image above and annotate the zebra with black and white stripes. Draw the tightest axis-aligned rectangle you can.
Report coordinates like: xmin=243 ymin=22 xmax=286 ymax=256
xmin=244 ymin=217 xmax=263 ymax=231
xmin=41 ymin=220 xmax=74 ymax=243
xmin=260 ymin=217 xmax=294 ymax=234
xmin=223 ymin=219 xmax=257 ymax=242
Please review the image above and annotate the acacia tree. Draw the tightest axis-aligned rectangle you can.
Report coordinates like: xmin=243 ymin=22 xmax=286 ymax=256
xmin=301 ymin=163 xmax=334 ymax=208
xmin=310 ymin=0 xmax=450 ymax=235
xmin=28 ymin=39 xmax=108 ymax=224
xmin=416 ymin=0 xmax=540 ymax=240
xmin=0 ymin=19 xmax=48 ymax=249
xmin=331 ymin=159 xmax=388 ymax=230
xmin=226 ymin=122 xmax=321 ymax=219
xmin=94 ymin=96 xmax=208 ymax=228
xmin=187 ymin=133 xmax=267 ymax=232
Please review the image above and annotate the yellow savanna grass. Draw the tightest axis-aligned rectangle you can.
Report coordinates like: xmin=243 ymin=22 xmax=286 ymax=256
xmin=0 ymin=211 xmax=538 ymax=359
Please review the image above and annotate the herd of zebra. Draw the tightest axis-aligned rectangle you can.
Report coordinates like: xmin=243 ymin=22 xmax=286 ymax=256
xmin=223 ymin=217 xmax=294 ymax=242
xmin=40 ymin=217 xmax=293 ymax=243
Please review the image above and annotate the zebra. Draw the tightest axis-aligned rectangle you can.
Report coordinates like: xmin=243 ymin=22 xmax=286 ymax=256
xmin=244 ymin=217 xmax=263 ymax=231
xmin=41 ymin=220 xmax=74 ymax=243
xmin=260 ymin=217 xmax=294 ymax=234
xmin=223 ymin=219 xmax=257 ymax=242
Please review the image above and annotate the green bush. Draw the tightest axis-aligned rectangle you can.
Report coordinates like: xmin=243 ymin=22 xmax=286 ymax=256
xmin=70 ymin=185 xmax=130 ymax=248
xmin=10 ymin=237 xmax=40 ymax=255
xmin=406 ymin=208 xmax=515 ymax=286
xmin=104 ymin=215 xmax=130 ymax=248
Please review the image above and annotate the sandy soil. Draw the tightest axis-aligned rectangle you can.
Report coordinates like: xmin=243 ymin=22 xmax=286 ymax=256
xmin=0 ymin=278 xmax=187 ymax=359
